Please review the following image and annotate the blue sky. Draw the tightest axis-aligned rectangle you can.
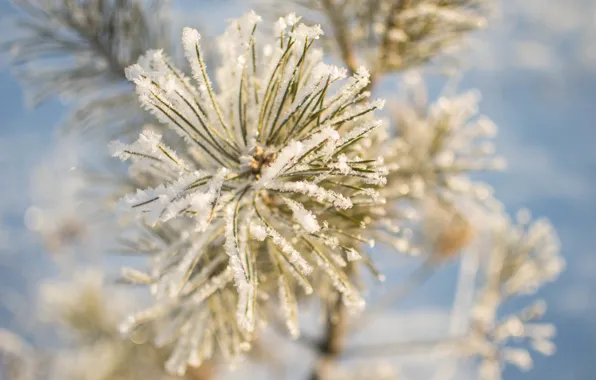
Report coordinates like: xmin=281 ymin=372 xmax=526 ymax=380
xmin=0 ymin=1 xmax=595 ymax=379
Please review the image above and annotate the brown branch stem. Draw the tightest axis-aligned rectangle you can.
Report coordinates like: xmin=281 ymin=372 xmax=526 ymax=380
xmin=341 ymin=336 xmax=467 ymax=359
xmin=308 ymin=295 xmax=350 ymax=380
xmin=320 ymin=0 xmax=358 ymax=75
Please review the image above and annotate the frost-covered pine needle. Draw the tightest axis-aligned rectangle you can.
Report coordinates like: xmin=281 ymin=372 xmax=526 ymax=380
xmin=112 ymin=11 xmax=387 ymax=373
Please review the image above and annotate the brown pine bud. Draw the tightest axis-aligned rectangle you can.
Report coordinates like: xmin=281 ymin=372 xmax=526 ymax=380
xmin=432 ymin=211 xmax=475 ymax=260
xmin=423 ymin=199 xmax=475 ymax=262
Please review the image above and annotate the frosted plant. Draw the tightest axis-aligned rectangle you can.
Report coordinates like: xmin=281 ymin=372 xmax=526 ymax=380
xmin=364 ymin=72 xmax=505 ymax=257
xmin=340 ymin=209 xmax=563 ymax=380
xmin=0 ymin=1 xmax=568 ymax=379
xmin=2 ymin=0 xmax=172 ymax=135
xmin=35 ymin=268 xmax=186 ymax=380
xmin=266 ymin=0 xmax=495 ymax=79
xmin=118 ymin=224 xmax=251 ymax=375
xmin=111 ymin=11 xmax=387 ymax=373
xmin=383 ymin=72 xmax=505 ymax=207
xmin=0 ymin=268 xmax=183 ymax=380
xmin=465 ymin=210 xmax=564 ymax=380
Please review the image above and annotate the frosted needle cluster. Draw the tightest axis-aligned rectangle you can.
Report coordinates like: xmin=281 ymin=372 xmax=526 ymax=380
xmin=111 ymin=11 xmax=387 ymax=371
xmin=468 ymin=211 xmax=564 ymax=380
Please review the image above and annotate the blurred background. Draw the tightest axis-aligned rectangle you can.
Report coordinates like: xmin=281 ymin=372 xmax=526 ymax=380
xmin=0 ymin=0 xmax=594 ymax=379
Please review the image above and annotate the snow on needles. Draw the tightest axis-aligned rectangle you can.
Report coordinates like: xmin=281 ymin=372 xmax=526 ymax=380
xmin=111 ymin=11 xmax=387 ymax=374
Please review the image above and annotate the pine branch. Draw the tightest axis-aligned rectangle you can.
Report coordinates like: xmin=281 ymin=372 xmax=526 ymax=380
xmin=2 ymin=0 xmax=172 ymax=134
xmin=309 ymin=262 xmax=360 ymax=380
xmin=378 ymin=0 xmax=411 ymax=71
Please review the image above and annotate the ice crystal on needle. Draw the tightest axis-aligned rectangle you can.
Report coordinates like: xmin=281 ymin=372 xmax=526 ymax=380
xmin=112 ymin=11 xmax=387 ymax=372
